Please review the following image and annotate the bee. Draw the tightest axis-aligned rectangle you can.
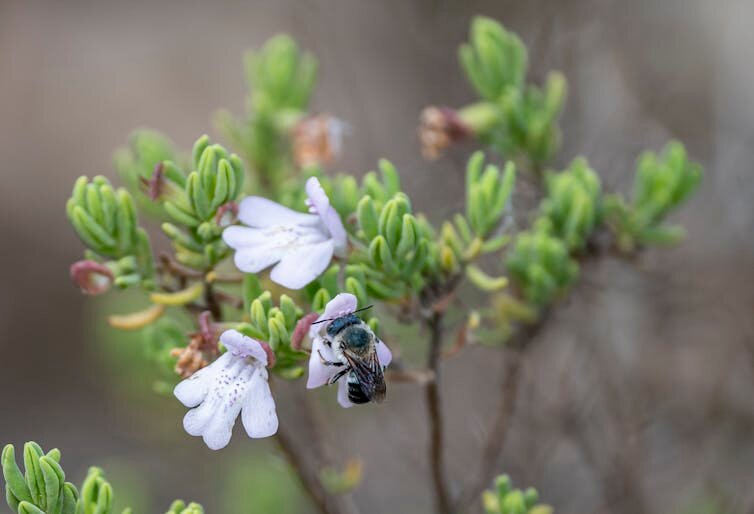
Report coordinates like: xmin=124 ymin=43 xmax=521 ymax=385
xmin=314 ymin=306 xmax=386 ymax=404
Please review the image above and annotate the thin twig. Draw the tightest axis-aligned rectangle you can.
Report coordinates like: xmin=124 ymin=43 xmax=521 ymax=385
xmin=276 ymin=386 xmax=359 ymax=514
xmin=385 ymin=368 xmax=434 ymax=384
xmin=208 ymin=273 xmax=244 ymax=283
xmin=455 ymin=318 xmax=545 ymax=511
xmin=213 ymin=289 xmax=244 ymax=309
xmin=455 ymin=238 xmax=615 ymax=511
xmin=203 ymin=281 xmax=222 ymax=320
xmin=158 ymin=252 xmax=204 ymax=279
xmin=424 ymin=310 xmax=453 ymax=514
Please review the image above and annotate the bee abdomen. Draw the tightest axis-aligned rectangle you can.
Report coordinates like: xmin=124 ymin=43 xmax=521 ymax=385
xmin=347 ymin=377 xmax=370 ymax=404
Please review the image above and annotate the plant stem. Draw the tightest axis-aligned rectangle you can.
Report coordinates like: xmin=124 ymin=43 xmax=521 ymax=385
xmin=424 ymin=310 xmax=453 ymax=514
xmin=274 ymin=424 xmax=334 ymax=514
xmin=275 ymin=397 xmax=359 ymax=514
xmin=454 ymin=318 xmax=544 ymax=511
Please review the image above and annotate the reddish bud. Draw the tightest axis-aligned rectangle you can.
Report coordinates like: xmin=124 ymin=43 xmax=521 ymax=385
xmin=140 ymin=162 xmax=165 ymax=201
xmin=70 ymin=260 xmax=114 ymax=295
xmin=257 ymin=340 xmax=277 ymax=368
xmin=291 ymin=312 xmax=320 ymax=350
xmin=214 ymin=201 xmax=238 ymax=227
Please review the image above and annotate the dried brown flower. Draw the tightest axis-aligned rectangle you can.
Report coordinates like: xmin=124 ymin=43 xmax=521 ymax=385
xmin=418 ymin=106 xmax=471 ymax=160
xmin=292 ymin=114 xmax=348 ymax=168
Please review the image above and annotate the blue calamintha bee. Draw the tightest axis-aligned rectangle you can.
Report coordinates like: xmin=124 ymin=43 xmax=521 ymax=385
xmin=313 ymin=306 xmax=386 ymax=404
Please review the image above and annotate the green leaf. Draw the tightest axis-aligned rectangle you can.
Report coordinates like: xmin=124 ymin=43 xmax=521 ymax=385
xmin=395 ymin=215 xmax=418 ymax=259
xmin=23 ymin=443 xmax=43 ymax=507
xmin=18 ymin=502 xmax=46 ymax=514
xmin=637 ymin=224 xmax=686 ymax=246
xmin=39 ymin=458 xmax=60 ymax=513
xmin=163 ymin=201 xmax=200 ymax=227
xmin=191 ymin=135 xmax=210 ymax=170
xmin=6 ymin=486 xmax=20 ymax=513
xmin=466 ymin=265 xmax=508 ymax=291
xmin=357 ymin=196 xmax=379 ymax=240
xmin=345 ymin=276 xmax=368 ymax=307
xmin=378 ymin=159 xmax=401 ymax=196
xmin=2 ymin=445 xmax=32 ymax=505
xmin=312 ymin=288 xmax=331 ymax=312
xmin=61 ymin=485 xmax=77 ymax=514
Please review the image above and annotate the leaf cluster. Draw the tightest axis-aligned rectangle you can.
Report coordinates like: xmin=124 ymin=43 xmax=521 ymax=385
xmin=2 ymin=443 xmax=202 ymax=514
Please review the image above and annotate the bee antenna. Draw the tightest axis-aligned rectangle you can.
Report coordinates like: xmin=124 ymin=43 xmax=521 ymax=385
xmin=352 ymin=304 xmax=374 ymax=315
xmin=310 ymin=306 xmax=373 ymax=326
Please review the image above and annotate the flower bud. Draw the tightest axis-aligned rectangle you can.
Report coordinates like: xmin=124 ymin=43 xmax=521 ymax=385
xmin=291 ymin=312 xmax=319 ymax=350
xmin=70 ymin=260 xmax=114 ymax=295
xmin=257 ymin=339 xmax=277 ymax=368
xmin=214 ymin=201 xmax=238 ymax=227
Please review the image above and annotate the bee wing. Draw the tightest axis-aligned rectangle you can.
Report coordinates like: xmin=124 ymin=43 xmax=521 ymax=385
xmin=342 ymin=349 xmax=386 ymax=403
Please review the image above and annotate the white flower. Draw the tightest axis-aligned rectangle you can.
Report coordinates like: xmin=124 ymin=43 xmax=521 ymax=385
xmin=305 ymin=293 xmax=392 ymax=408
xmin=222 ymin=177 xmax=347 ymax=290
xmin=173 ymin=330 xmax=278 ymax=450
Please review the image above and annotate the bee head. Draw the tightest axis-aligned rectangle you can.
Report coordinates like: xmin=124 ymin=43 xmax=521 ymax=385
xmin=342 ymin=325 xmax=371 ymax=349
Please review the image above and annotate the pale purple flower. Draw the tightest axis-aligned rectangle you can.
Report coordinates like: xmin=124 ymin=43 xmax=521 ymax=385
xmin=222 ymin=177 xmax=347 ymax=290
xmin=174 ymin=330 xmax=278 ymax=450
xmin=305 ymin=293 xmax=392 ymax=408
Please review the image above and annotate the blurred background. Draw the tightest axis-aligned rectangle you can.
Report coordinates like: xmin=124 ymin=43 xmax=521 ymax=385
xmin=1 ymin=0 xmax=753 ymax=512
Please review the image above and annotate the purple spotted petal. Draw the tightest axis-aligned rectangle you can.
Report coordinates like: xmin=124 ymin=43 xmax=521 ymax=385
xmin=220 ymin=330 xmax=268 ymax=365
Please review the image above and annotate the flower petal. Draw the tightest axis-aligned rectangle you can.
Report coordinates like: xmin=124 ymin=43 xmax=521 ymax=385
xmin=182 ymin=358 xmax=244 ymax=436
xmin=219 ymin=330 xmax=268 ymax=365
xmin=182 ymin=359 xmax=254 ymax=450
xmin=337 ymin=378 xmax=355 ymax=408
xmin=309 ymin=293 xmax=358 ymax=339
xmin=322 ymin=292 xmax=358 ymax=320
xmin=321 ymin=208 xmax=348 ymax=255
xmin=376 ymin=339 xmax=393 ymax=367
xmin=306 ymin=337 xmax=339 ymax=389
xmin=241 ymin=368 xmax=278 ymax=438
xmin=237 ymin=196 xmax=318 ymax=228
xmin=269 ymin=239 xmax=335 ymax=290
xmin=202 ymin=412 xmax=236 ymax=450
xmin=232 ymin=244 xmax=286 ymax=274
xmin=222 ymin=225 xmax=270 ymax=249
xmin=305 ymin=177 xmax=331 ymax=215
xmin=174 ymin=353 xmax=230 ymax=407
xmin=305 ymin=177 xmax=347 ymax=254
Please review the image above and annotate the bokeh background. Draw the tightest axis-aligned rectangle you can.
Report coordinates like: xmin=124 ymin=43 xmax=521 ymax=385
xmin=1 ymin=0 xmax=753 ymax=513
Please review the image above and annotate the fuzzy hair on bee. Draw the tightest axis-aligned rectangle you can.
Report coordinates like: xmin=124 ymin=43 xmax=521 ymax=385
xmin=315 ymin=308 xmax=386 ymax=405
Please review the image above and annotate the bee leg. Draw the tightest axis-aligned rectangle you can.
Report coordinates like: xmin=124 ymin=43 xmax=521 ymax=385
xmin=329 ymin=367 xmax=351 ymax=385
xmin=318 ymin=350 xmax=344 ymax=367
